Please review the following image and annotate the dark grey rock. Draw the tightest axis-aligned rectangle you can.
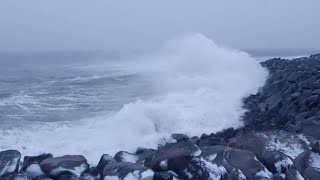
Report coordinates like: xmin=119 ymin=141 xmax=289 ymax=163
xmin=288 ymin=151 xmax=320 ymax=180
xmin=153 ymin=171 xmax=178 ymax=180
xmin=144 ymin=142 xmax=201 ymax=171
xmin=134 ymin=148 xmax=156 ymax=165
xmin=78 ymin=173 xmax=98 ymax=180
xmin=144 ymin=142 xmax=208 ymax=179
xmin=39 ymin=155 xmax=89 ymax=178
xmin=296 ymin=116 xmax=320 ymax=139
xmin=0 ymin=150 xmax=21 ymax=177
xmin=92 ymin=154 xmax=115 ymax=177
xmin=171 ymin=133 xmax=189 ymax=142
xmin=0 ymin=172 xmax=31 ymax=180
xmin=58 ymin=174 xmax=78 ymax=180
xmin=21 ymin=153 xmax=53 ymax=179
xmin=242 ymin=54 xmax=320 ymax=132
xmin=102 ymin=162 xmax=154 ymax=179
xmin=229 ymin=130 xmax=315 ymax=173
xmin=114 ymin=151 xmax=138 ymax=163
xmin=200 ymin=145 xmax=272 ymax=179
xmin=285 ymin=168 xmax=304 ymax=180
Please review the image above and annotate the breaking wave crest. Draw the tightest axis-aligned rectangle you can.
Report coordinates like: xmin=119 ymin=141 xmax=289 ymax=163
xmin=0 ymin=34 xmax=267 ymax=164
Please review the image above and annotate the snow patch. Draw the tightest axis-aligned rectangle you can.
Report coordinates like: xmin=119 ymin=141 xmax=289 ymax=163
xmin=274 ymin=157 xmax=293 ymax=172
xmin=49 ymin=163 xmax=88 ymax=177
xmin=0 ymin=156 xmax=20 ymax=176
xmin=309 ymin=152 xmax=320 ymax=169
xmin=192 ymin=146 xmax=202 ymax=157
xmin=160 ymin=160 xmax=168 ymax=170
xmin=207 ymin=154 xmax=217 ymax=161
xmin=237 ymin=169 xmax=246 ymax=179
xmin=262 ymin=132 xmax=307 ymax=158
xmin=25 ymin=164 xmax=44 ymax=178
xmin=104 ymin=176 xmax=120 ymax=180
xmin=121 ymin=152 xmax=138 ymax=163
xmin=255 ymin=170 xmax=271 ymax=178
xmin=122 ymin=169 xmax=154 ymax=180
xmin=199 ymin=157 xmax=226 ymax=180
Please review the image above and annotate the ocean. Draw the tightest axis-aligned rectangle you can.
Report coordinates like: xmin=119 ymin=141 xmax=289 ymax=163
xmin=0 ymin=34 xmax=317 ymax=164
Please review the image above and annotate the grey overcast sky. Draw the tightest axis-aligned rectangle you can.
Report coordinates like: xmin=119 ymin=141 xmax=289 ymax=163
xmin=0 ymin=0 xmax=319 ymax=52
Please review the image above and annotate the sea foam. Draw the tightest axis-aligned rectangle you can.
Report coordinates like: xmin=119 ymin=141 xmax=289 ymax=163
xmin=0 ymin=34 xmax=267 ymax=164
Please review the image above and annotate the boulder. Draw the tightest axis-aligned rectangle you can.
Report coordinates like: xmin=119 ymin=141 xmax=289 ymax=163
xmin=102 ymin=162 xmax=154 ymax=180
xmin=242 ymin=54 xmax=320 ymax=132
xmin=287 ymin=151 xmax=320 ymax=180
xmin=92 ymin=154 xmax=115 ymax=177
xmin=229 ymin=130 xmax=315 ymax=173
xmin=58 ymin=174 xmax=78 ymax=180
xmin=198 ymin=128 xmax=240 ymax=147
xmin=134 ymin=148 xmax=156 ymax=165
xmin=21 ymin=153 xmax=53 ymax=179
xmin=0 ymin=150 xmax=21 ymax=177
xmin=171 ymin=134 xmax=189 ymax=142
xmin=114 ymin=151 xmax=138 ymax=163
xmin=0 ymin=172 xmax=31 ymax=180
xmin=285 ymin=168 xmax=304 ymax=180
xmin=200 ymin=145 xmax=272 ymax=179
xmin=78 ymin=173 xmax=98 ymax=180
xmin=39 ymin=155 xmax=89 ymax=178
xmin=144 ymin=141 xmax=200 ymax=171
xmin=295 ymin=116 xmax=320 ymax=139
xmin=144 ymin=142 xmax=210 ymax=179
xmin=153 ymin=171 xmax=178 ymax=180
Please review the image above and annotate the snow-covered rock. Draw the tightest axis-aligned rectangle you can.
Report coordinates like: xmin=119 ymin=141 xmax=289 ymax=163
xmin=0 ymin=150 xmax=21 ymax=177
xmin=229 ymin=130 xmax=315 ymax=173
xmin=102 ymin=162 xmax=154 ymax=180
xmin=21 ymin=153 xmax=53 ymax=179
xmin=39 ymin=155 xmax=89 ymax=178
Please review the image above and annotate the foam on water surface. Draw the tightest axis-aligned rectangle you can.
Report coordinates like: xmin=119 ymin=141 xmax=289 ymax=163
xmin=0 ymin=34 xmax=267 ymax=164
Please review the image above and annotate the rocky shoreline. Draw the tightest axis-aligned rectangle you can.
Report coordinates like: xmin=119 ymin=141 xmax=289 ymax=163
xmin=1 ymin=54 xmax=320 ymax=180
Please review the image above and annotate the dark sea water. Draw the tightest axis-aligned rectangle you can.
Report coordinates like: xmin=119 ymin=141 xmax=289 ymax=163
xmin=0 ymin=52 xmax=153 ymax=126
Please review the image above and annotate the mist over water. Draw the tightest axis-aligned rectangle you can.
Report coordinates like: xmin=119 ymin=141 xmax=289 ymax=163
xmin=0 ymin=34 xmax=267 ymax=164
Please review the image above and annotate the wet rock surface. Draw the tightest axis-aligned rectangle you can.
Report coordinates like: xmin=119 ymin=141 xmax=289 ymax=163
xmin=1 ymin=54 xmax=320 ymax=179
xmin=0 ymin=150 xmax=21 ymax=176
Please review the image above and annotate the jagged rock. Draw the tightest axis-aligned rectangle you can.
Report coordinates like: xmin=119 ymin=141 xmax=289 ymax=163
xmin=200 ymin=145 xmax=272 ymax=179
xmin=114 ymin=151 xmax=138 ymax=163
xmin=102 ymin=162 xmax=154 ymax=180
xmin=0 ymin=150 xmax=21 ymax=177
xmin=144 ymin=142 xmax=208 ymax=179
xmin=229 ymin=130 xmax=315 ymax=173
xmin=285 ymin=168 xmax=304 ymax=180
xmin=34 ymin=175 xmax=53 ymax=180
xmin=272 ymin=173 xmax=286 ymax=180
xmin=198 ymin=128 xmax=240 ymax=146
xmin=92 ymin=154 xmax=115 ymax=177
xmin=58 ymin=173 xmax=97 ymax=180
xmin=171 ymin=134 xmax=189 ymax=142
xmin=0 ymin=172 xmax=31 ymax=180
xmin=287 ymin=151 xmax=320 ymax=180
xmin=21 ymin=153 xmax=53 ymax=179
xmin=39 ymin=155 xmax=89 ymax=178
xmin=78 ymin=173 xmax=98 ymax=180
xmin=144 ymin=141 xmax=201 ymax=171
xmin=58 ymin=174 xmax=78 ymax=180
xmin=242 ymin=54 xmax=320 ymax=134
xmin=153 ymin=171 xmax=178 ymax=180
xmin=295 ymin=116 xmax=320 ymax=139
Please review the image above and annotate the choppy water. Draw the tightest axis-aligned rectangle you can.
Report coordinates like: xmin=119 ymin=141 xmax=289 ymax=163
xmin=0 ymin=55 xmax=154 ymax=127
